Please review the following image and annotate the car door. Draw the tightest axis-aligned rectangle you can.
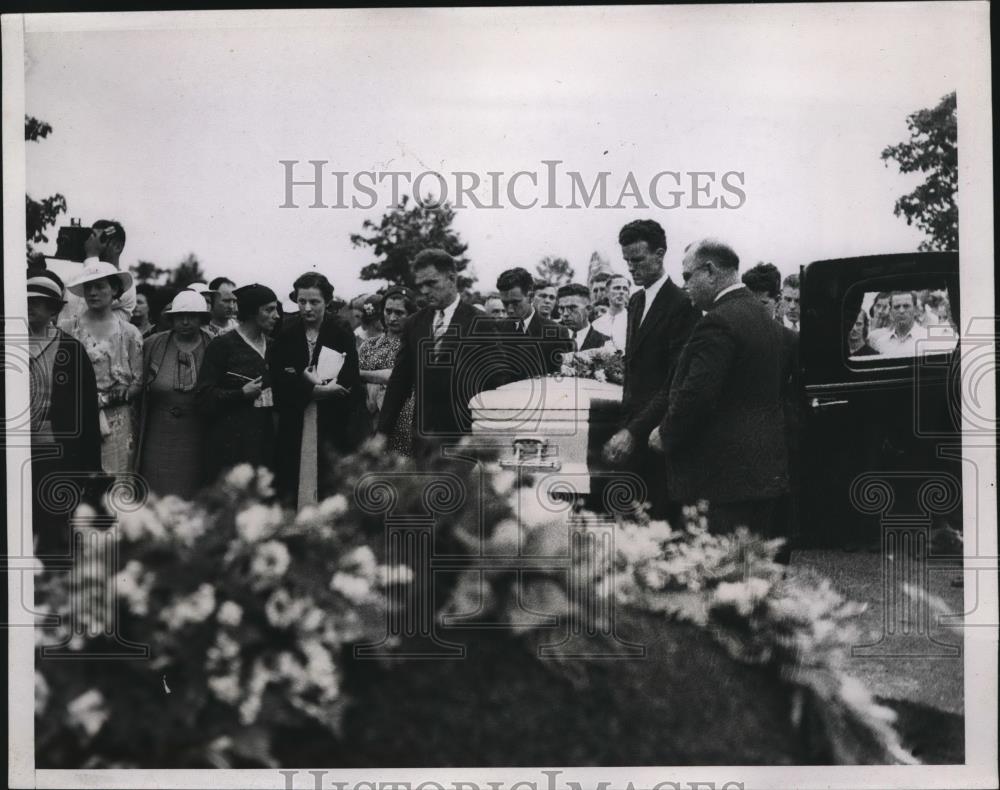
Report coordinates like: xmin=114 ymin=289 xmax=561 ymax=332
xmin=798 ymin=252 xmax=961 ymax=547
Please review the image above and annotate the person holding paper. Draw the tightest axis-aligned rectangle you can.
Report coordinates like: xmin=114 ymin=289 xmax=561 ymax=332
xmin=272 ymin=272 xmax=361 ymax=508
xmin=196 ymin=283 xmax=279 ymax=486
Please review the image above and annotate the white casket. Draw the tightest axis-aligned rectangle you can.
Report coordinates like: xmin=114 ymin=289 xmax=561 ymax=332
xmin=468 ymin=376 xmax=624 ymax=494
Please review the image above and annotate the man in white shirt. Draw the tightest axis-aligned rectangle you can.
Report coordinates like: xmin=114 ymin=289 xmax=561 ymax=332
xmin=779 ymin=273 xmax=800 ymax=332
xmin=206 ymin=276 xmax=240 ymax=336
xmin=868 ymin=290 xmax=931 ymax=356
xmin=591 ymin=273 xmax=630 ymax=351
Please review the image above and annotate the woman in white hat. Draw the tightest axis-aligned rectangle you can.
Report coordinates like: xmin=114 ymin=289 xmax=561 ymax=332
xmin=136 ymin=290 xmax=215 ymax=500
xmin=27 ymin=268 xmax=103 ymax=563
xmin=59 ymin=260 xmax=144 ymax=475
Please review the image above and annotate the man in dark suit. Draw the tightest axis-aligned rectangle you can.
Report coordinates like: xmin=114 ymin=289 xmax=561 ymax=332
xmin=495 ymin=267 xmax=573 ymax=381
xmin=602 ymin=220 xmax=700 ymax=519
xmin=378 ymin=249 xmax=504 ymax=452
xmin=650 ymin=239 xmax=790 ymax=537
xmin=556 ymin=283 xmax=611 ymax=351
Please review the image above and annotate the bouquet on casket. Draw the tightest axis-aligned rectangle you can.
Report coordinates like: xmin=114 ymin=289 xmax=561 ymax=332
xmin=559 ymin=345 xmax=625 ymax=384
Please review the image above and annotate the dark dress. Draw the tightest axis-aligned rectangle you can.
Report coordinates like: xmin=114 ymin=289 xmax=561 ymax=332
xmin=195 ymin=329 xmax=276 ymax=486
xmin=30 ymin=330 xmax=103 ymax=563
xmin=137 ymin=329 xmax=213 ymax=499
xmin=271 ymin=315 xmax=362 ymax=505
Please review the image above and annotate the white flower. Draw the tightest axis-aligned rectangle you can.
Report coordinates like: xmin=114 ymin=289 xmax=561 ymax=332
xmin=255 ymin=466 xmax=275 ymax=498
xmin=216 ymin=601 xmax=243 ymax=627
xmin=67 ymin=689 xmax=108 ymax=738
xmin=161 ymin=583 xmax=216 ymax=629
xmin=265 ymin=589 xmax=308 ymax=628
xmin=340 ymin=545 xmax=377 ymax=580
xmin=489 ymin=468 xmax=518 ymax=497
xmin=713 ymin=578 xmax=771 ymax=616
xmin=318 ymin=494 xmax=348 ymax=519
xmin=225 ymin=463 xmax=255 ymax=490
xmin=114 ymin=560 xmax=153 ymax=616
xmin=330 ymin=572 xmax=371 ymax=604
xmin=295 ymin=504 xmax=320 ymax=525
xmin=208 ymin=673 xmax=241 ymax=705
xmin=117 ymin=507 xmax=166 ymax=542
xmin=250 ymin=540 xmax=291 ymax=583
xmin=593 ymin=369 xmax=608 ymax=383
xmin=375 ymin=564 xmax=414 ymax=586
xmin=300 ymin=638 xmax=340 ymax=700
xmin=235 ymin=503 xmax=283 ymax=543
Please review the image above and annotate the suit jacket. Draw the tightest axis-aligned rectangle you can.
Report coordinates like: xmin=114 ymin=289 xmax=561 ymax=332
xmin=578 ymin=325 xmax=611 ymax=352
xmin=271 ymin=315 xmax=362 ymax=496
xmin=660 ymin=287 xmax=790 ymax=505
xmin=379 ymin=301 xmax=505 ymax=441
xmin=621 ymin=277 xmax=701 ymax=442
xmin=495 ymin=312 xmax=574 ymax=382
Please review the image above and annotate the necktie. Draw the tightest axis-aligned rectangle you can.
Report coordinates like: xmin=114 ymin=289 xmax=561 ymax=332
xmin=433 ymin=310 xmax=446 ymax=357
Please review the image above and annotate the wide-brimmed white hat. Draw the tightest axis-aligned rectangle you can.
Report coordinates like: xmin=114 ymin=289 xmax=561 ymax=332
xmin=67 ymin=260 xmax=133 ymax=297
xmin=163 ymin=289 xmax=211 ymax=317
xmin=186 ymin=282 xmax=218 ymax=296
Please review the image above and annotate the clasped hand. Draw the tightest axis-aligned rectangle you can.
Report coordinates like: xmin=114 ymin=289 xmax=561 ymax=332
xmin=304 ymin=366 xmax=349 ymax=400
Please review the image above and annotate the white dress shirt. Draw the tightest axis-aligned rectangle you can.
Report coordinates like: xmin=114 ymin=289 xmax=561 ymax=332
xmin=574 ymin=323 xmax=592 ymax=350
xmin=714 ymin=283 xmax=746 ymax=302
xmin=639 ymin=271 xmax=668 ymax=325
xmin=592 ymin=309 xmax=628 ymax=351
xmin=434 ymin=294 xmax=461 ymax=334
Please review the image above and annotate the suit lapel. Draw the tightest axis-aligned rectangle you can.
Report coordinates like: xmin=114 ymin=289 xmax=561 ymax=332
xmin=631 ymin=283 xmax=675 ymax=351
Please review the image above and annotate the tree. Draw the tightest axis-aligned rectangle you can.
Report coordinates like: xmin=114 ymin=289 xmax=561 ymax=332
xmin=881 ymin=92 xmax=958 ymax=251
xmin=587 ymin=251 xmax=613 ymax=283
xmin=167 ymin=254 xmax=207 ymax=289
xmin=350 ymin=195 xmax=473 ymax=290
xmin=25 ymin=115 xmax=68 ymax=250
xmin=535 ymin=256 xmax=574 ymax=287
xmin=131 ymin=260 xmax=169 ymax=285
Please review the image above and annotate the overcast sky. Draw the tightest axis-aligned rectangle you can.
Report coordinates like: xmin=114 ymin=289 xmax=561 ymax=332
xmin=23 ymin=5 xmax=976 ymax=299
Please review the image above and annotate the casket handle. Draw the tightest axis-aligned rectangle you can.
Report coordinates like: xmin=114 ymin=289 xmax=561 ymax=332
xmin=499 ymin=435 xmax=562 ymax=471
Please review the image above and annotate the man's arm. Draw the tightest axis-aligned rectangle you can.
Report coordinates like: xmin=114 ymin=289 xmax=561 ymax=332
xmin=659 ymin=315 xmax=737 ymax=452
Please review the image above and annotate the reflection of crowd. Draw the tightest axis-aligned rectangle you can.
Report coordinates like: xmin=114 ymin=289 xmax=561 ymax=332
xmin=853 ymin=289 xmax=957 ymax=358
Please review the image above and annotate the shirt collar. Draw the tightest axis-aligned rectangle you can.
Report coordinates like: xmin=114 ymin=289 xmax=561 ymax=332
xmin=437 ymin=295 xmax=460 ymax=326
xmin=643 ymin=270 xmax=668 ymax=300
xmin=521 ymin=309 xmax=536 ymax=331
xmin=575 ymin=323 xmax=591 ymax=342
xmin=714 ymin=283 xmax=746 ymax=303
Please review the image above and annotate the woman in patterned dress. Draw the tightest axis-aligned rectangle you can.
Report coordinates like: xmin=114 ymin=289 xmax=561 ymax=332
xmin=59 ymin=261 xmax=144 ymax=475
xmin=358 ymin=287 xmax=417 ymax=455
xmin=137 ymin=290 xmax=215 ymax=500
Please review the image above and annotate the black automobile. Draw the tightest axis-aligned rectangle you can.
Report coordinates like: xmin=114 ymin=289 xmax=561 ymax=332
xmin=798 ymin=252 xmax=962 ymax=547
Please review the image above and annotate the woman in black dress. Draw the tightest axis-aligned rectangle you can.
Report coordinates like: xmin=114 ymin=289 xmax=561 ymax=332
xmin=272 ymin=272 xmax=361 ymax=508
xmin=26 ymin=268 xmax=103 ymax=563
xmin=196 ymin=284 xmax=279 ymax=486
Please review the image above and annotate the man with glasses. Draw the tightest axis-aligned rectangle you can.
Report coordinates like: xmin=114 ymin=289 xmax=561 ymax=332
xmin=650 ymin=239 xmax=789 ymax=545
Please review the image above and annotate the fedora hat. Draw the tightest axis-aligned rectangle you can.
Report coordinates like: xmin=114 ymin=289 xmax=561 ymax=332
xmin=163 ymin=289 xmax=211 ymax=317
xmin=67 ymin=260 xmax=134 ymax=297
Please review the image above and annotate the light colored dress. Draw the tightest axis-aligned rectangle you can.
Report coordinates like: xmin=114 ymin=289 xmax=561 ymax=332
xmin=59 ymin=314 xmax=144 ymax=474
xmin=359 ymin=333 xmax=414 ymax=456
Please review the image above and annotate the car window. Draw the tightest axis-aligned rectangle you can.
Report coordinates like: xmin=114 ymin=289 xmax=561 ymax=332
xmin=845 ymin=284 xmax=958 ymax=363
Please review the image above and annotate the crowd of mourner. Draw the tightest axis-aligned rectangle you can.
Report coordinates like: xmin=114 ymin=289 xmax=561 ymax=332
xmin=27 ymin=218 xmax=957 ymax=565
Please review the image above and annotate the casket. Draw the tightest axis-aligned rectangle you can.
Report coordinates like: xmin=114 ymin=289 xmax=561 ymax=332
xmin=468 ymin=376 xmax=624 ymax=494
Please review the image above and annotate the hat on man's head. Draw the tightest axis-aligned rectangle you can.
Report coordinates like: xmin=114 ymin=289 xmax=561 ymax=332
xmin=234 ymin=283 xmax=278 ymax=314
xmin=27 ymin=270 xmax=66 ymax=304
xmin=162 ymin=290 xmax=211 ymax=317
xmin=66 ymin=260 xmax=133 ymax=297
xmin=185 ymin=282 xmax=218 ymax=296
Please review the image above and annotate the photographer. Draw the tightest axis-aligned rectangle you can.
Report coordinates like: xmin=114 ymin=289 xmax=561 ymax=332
xmin=62 ymin=219 xmax=138 ymax=322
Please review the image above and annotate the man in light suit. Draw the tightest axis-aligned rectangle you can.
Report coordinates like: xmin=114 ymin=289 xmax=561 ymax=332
xmin=650 ymin=240 xmax=790 ymax=538
xmin=378 ymin=249 xmax=504 ymax=453
xmin=496 ymin=267 xmax=573 ymax=382
xmin=602 ymin=220 xmax=701 ymax=519
xmin=557 ymin=283 xmax=611 ymax=351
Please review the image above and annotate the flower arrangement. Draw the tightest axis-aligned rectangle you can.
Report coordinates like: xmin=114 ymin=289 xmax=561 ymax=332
xmin=35 ymin=444 xmax=917 ymax=766
xmin=559 ymin=346 xmax=625 ymax=385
